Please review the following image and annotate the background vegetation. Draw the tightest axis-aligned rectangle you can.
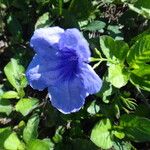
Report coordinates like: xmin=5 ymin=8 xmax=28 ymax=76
xmin=0 ymin=0 xmax=150 ymax=149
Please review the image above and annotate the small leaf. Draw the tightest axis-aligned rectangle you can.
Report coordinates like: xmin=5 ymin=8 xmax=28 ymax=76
xmin=87 ymin=100 xmax=100 ymax=115
xmin=130 ymin=64 xmax=150 ymax=91
xmin=4 ymin=58 xmax=27 ymax=94
xmin=83 ymin=20 xmax=106 ymax=31
xmin=128 ymin=0 xmax=150 ymax=19
xmin=127 ymin=35 xmax=150 ymax=68
xmin=90 ymin=118 xmax=113 ymax=149
xmin=108 ymin=64 xmax=129 ymax=88
xmin=4 ymin=132 xmax=25 ymax=150
xmin=0 ymin=127 xmax=12 ymax=149
xmin=120 ymin=114 xmax=150 ymax=142
xmin=97 ymin=77 xmax=114 ymax=103
xmin=27 ymin=139 xmax=53 ymax=150
xmin=107 ymin=25 xmax=123 ymax=40
xmin=0 ymin=99 xmax=13 ymax=115
xmin=112 ymin=130 xmax=125 ymax=139
xmin=35 ymin=12 xmax=53 ymax=29
xmin=23 ymin=114 xmax=40 ymax=143
xmin=100 ymin=36 xmax=129 ymax=63
xmin=15 ymin=98 xmax=39 ymax=116
xmin=113 ymin=141 xmax=133 ymax=150
xmin=1 ymin=91 xmax=19 ymax=99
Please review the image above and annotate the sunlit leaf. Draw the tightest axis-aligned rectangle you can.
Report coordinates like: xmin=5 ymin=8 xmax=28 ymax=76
xmin=91 ymin=118 xmax=113 ymax=149
xmin=15 ymin=98 xmax=39 ymax=116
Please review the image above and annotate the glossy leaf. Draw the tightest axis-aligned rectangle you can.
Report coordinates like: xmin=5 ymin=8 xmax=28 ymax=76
xmin=27 ymin=139 xmax=54 ymax=150
xmin=100 ymin=35 xmax=129 ymax=63
xmin=83 ymin=21 xmax=106 ymax=31
xmin=130 ymin=64 xmax=150 ymax=91
xmin=1 ymin=91 xmax=19 ymax=99
xmin=127 ymin=35 xmax=150 ymax=68
xmin=23 ymin=114 xmax=40 ymax=143
xmin=0 ymin=99 xmax=13 ymax=115
xmin=15 ymin=98 xmax=39 ymax=116
xmin=4 ymin=132 xmax=25 ymax=150
xmin=90 ymin=118 xmax=113 ymax=149
xmin=0 ymin=127 xmax=11 ymax=149
xmin=35 ymin=12 xmax=53 ymax=29
xmin=4 ymin=58 xmax=27 ymax=94
xmin=120 ymin=114 xmax=150 ymax=142
xmin=128 ymin=0 xmax=150 ymax=19
xmin=87 ymin=100 xmax=100 ymax=115
xmin=108 ymin=64 xmax=129 ymax=88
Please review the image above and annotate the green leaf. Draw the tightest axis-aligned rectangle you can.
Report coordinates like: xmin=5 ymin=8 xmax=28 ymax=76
xmin=15 ymin=98 xmax=39 ymax=116
xmin=87 ymin=100 xmax=100 ymax=115
xmin=83 ymin=21 xmax=106 ymax=31
xmin=27 ymin=139 xmax=53 ymax=150
xmin=120 ymin=114 xmax=150 ymax=142
xmin=4 ymin=132 xmax=25 ymax=150
xmin=112 ymin=130 xmax=125 ymax=139
xmin=1 ymin=91 xmax=19 ymax=99
xmin=0 ymin=99 xmax=13 ymax=115
xmin=108 ymin=64 xmax=129 ymax=88
xmin=4 ymin=58 xmax=27 ymax=95
xmin=97 ymin=77 xmax=114 ymax=103
xmin=107 ymin=25 xmax=123 ymax=40
xmin=127 ymin=35 xmax=150 ymax=68
xmin=23 ymin=114 xmax=40 ymax=143
xmin=0 ymin=127 xmax=12 ymax=149
xmin=35 ymin=12 xmax=53 ymax=29
xmin=130 ymin=65 xmax=150 ymax=91
xmin=113 ymin=141 xmax=133 ymax=150
xmin=100 ymin=36 xmax=129 ymax=63
xmin=90 ymin=118 xmax=113 ymax=149
xmin=128 ymin=0 xmax=150 ymax=19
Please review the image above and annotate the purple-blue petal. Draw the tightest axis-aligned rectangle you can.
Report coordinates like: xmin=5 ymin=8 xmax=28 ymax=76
xmin=48 ymin=77 xmax=88 ymax=114
xmin=26 ymin=55 xmax=63 ymax=90
xmin=79 ymin=64 xmax=102 ymax=94
xmin=30 ymin=27 xmax=64 ymax=57
xmin=59 ymin=28 xmax=91 ymax=61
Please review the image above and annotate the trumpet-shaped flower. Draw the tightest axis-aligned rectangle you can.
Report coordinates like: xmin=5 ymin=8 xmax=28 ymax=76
xmin=26 ymin=27 xmax=102 ymax=114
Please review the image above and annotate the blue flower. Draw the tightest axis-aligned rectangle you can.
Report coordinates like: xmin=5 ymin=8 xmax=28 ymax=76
xmin=26 ymin=27 xmax=102 ymax=114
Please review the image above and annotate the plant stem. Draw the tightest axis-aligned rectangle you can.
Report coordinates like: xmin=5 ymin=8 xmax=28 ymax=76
xmin=59 ymin=0 xmax=63 ymax=15
xmin=68 ymin=0 xmax=75 ymax=11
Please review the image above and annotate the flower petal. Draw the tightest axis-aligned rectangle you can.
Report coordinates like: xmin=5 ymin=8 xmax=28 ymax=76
xmin=79 ymin=64 xmax=102 ymax=94
xmin=48 ymin=77 xmax=88 ymax=114
xmin=26 ymin=55 xmax=63 ymax=90
xmin=30 ymin=26 xmax=64 ymax=57
xmin=59 ymin=28 xmax=91 ymax=61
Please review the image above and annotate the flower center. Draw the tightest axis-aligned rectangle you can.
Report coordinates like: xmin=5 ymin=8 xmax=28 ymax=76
xmin=58 ymin=49 xmax=80 ymax=79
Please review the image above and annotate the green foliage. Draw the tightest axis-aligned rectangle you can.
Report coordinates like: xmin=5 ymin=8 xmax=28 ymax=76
xmin=1 ymin=0 xmax=150 ymax=149
xmin=83 ymin=21 xmax=106 ymax=31
xmin=90 ymin=118 xmax=113 ymax=149
xmin=4 ymin=132 xmax=25 ymax=150
xmin=23 ymin=114 xmax=40 ymax=143
xmin=120 ymin=114 xmax=150 ymax=142
xmin=128 ymin=0 xmax=150 ymax=19
xmin=0 ymin=127 xmax=12 ymax=149
xmin=35 ymin=12 xmax=53 ymax=29
xmin=15 ymin=98 xmax=39 ymax=116
xmin=0 ymin=99 xmax=13 ymax=115
xmin=4 ymin=58 xmax=27 ymax=96
xmin=27 ymin=139 xmax=54 ymax=150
